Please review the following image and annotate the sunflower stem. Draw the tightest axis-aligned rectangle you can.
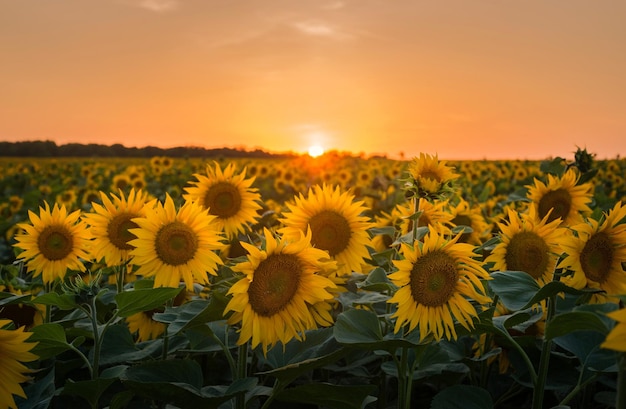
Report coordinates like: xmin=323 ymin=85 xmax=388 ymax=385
xmin=235 ymin=341 xmax=248 ymax=409
xmin=531 ymin=272 xmax=560 ymax=409
xmin=617 ymin=352 xmax=626 ymax=409
xmin=89 ymin=296 xmax=101 ymax=380
xmin=116 ymin=263 xmax=126 ymax=294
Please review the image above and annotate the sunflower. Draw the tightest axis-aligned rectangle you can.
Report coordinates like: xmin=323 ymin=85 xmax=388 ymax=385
xmin=601 ymin=308 xmax=626 ymax=352
xmin=55 ymin=189 xmax=77 ymax=209
xmin=14 ymin=202 xmax=92 ymax=284
xmin=558 ymin=201 xmax=626 ymax=300
xmin=183 ymin=161 xmax=262 ymax=239
xmin=126 ymin=309 xmax=166 ymax=342
xmin=397 ymin=198 xmax=454 ymax=236
xmin=84 ymin=189 xmax=151 ymax=266
xmin=407 ymin=153 xmax=459 ymax=197
xmin=388 ymin=226 xmax=491 ymax=341
xmin=278 ymin=184 xmax=374 ymax=276
xmin=0 ymin=288 xmax=44 ymax=330
xmin=224 ymin=228 xmax=337 ymax=354
xmin=486 ymin=204 xmax=566 ymax=286
xmin=0 ymin=319 xmax=38 ymax=409
xmin=447 ymin=198 xmax=491 ymax=245
xmin=526 ymin=168 xmax=593 ymax=226
xmin=129 ymin=195 xmax=225 ymax=291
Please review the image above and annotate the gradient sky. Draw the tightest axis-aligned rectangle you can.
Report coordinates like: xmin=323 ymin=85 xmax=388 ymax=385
xmin=2 ymin=0 xmax=625 ymax=160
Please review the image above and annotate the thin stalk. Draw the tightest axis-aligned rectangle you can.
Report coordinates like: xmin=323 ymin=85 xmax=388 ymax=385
xmin=397 ymin=347 xmax=410 ymax=409
xmin=89 ymin=297 xmax=101 ymax=379
xmin=235 ymin=342 xmax=249 ymax=409
xmin=559 ymin=372 xmax=598 ymax=407
xmin=161 ymin=327 xmax=169 ymax=360
xmin=211 ymin=328 xmax=237 ymax=376
xmin=260 ymin=379 xmax=286 ymax=409
xmin=618 ymin=352 xmax=626 ymax=409
xmin=531 ymin=271 xmax=560 ymax=409
xmin=116 ymin=263 xmax=126 ymax=294
xmin=68 ymin=343 xmax=93 ymax=379
xmin=44 ymin=282 xmax=52 ymax=323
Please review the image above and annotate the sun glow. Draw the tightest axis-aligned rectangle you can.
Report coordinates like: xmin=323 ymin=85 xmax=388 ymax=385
xmin=308 ymin=145 xmax=325 ymax=157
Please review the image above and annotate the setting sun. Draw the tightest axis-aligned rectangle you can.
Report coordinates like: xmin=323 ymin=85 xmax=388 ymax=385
xmin=308 ymin=145 xmax=325 ymax=157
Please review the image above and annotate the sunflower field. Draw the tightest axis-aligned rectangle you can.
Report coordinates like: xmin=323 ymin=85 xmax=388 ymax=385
xmin=1 ymin=149 xmax=626 ymax=409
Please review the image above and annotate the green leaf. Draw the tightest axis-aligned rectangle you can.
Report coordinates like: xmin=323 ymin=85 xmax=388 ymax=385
xmin=260 ymin=328 xmax=348 ymax=383
xmin=546 ymin=311 xmax=609 ymax=340
xmin=61 ymin=378 xmax=118 ymax=408
xmin=540 ymin=157 xmax=566 ymax=176
xmin=489 ymin=271 xmax=540 ymax=311
xmin=31 ymin=292 xmax=77 ymax=310
xmin=553 ymin=331 xmax=618 ymax=372
xmin=334 ymin=308 xmax=383 ymax=345
xmin=15 ymin=366 xmax=55 ymax=409
xmin=276 ymin=383 xmax=376 ymax=409
xmin=115 ymin=287 xmax=182 ymax=317
xmin=0 ymin=293 xmax=33 ymax=306
xmin=493 ymin=308 xmax=544 ymax=333
xmin=121 ymin=359 xmax=246 ymax=408
xmin=28 ymin=323 xmax=72 ymax=360
xmin=152 ymin=298 xmax=224 ymax=335
xmin=356 ymin=267 xmax=396 ymax=292
xmin=431 ymin=384 xmax=494 ymax=409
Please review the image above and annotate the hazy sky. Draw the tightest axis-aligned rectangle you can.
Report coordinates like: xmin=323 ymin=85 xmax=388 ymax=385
xmin=2 ymin=0 xmax=625 ymax=160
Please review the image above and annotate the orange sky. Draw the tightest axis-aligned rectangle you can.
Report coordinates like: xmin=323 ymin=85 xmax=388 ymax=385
xmin=1 ymin=1 xmax=625 ymax=160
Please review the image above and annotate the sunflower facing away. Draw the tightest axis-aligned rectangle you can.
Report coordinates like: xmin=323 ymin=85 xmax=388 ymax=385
xmin=407 ymin=153 xmax=459 ymax=197
xmin=183 ymin=161 xmax=262 ymax=239
xmin=601 ymin=307 xmax=626 ymax=352
xmin=15 ymin=202 xmax=92 ymax=284
xmin=129 ymin=195 xmax=225 ymax=291
xmin=84 ymin=189 xmax=151 ymax=266
xmin=224 ymin=228 xmax=337 ymax=354
xmin=0 ymin=319 xmax=38 ymax=409
xmin=279 ymin=184 xmax=373 ymax=276
xmin=526 ymin=168 xmax=593 ymax=227
xmin=388 ymin=226 xmax=491 ymax=341
xmin=486 ymin=204 xmax=567 ymax=286
xmin=558 ymin=201 xmax=626 ymax=300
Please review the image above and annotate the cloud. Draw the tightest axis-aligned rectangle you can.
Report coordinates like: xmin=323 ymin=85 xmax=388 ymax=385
xmin=128 ymin=0 xmax=179 ymax=13
xmin=291 ymin=20 xmax=353 ymax=40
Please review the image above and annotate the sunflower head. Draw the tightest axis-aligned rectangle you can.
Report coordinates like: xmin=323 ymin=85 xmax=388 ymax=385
xmin=486 ymin=204 xmax=566 ymax=286
xmin=84 ymin=189 xmax=151 ymax=266
xmin=14 ymin=202 xmax=92 ymax=284
xmin=526 ymin=168 xmax=593 ymax=226
xmin=388 ymin=226 xmax=491 ymax=341
xmin=558 ymin=201 xmax=626 ymax=299
xmin=183 ymin=162 xmax=262 ymax=239
xmin=129 ymin=195 xmax=225 ymax=291
xmin=406 ymin=153 xmax=459 ymax=199
xmin=278 ymin=184 xmax=374 ymax=276
xmin=224 ymin=228 xmax=337 ymax=354
xmin=0 ymin=319 xmax=39 ymax=409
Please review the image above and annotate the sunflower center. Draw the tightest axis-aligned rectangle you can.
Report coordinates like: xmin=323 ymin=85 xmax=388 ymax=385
xmin=154 ymin=221 xmax=198 ymax=266
xmin=420 ymin=169 xmax=441 ymax=181
xmin=107 ymin=212 xmax=139 ymax=251
xmin=248 ymin=254 xmax=301 ymax=317
xmin=538 ymin=188 xmax=571 ymax=224
xmin=37 ymin=225 xmax=74 ymax=261
xmin=580 ymin=232 xmax=613 ymax=283
xmin=451 ymin=214 xmax=473 ymax=243
xmin=308 ymin=210 xmax=352 ymax=256
xmin=204 ymin=182 xmax=242 ymax=218
xmin=504 ymin=231 xmax=550 ymax=279
xmin=410 ymin=250 xmax=458 ymax=307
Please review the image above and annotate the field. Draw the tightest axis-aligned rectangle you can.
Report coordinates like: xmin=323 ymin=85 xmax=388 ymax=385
xmin=1 ymin=151 xmax=626 ymax=409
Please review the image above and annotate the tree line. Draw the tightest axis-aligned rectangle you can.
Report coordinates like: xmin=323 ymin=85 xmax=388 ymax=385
xmin=0 ymin=140 xmax=295 ymax=159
